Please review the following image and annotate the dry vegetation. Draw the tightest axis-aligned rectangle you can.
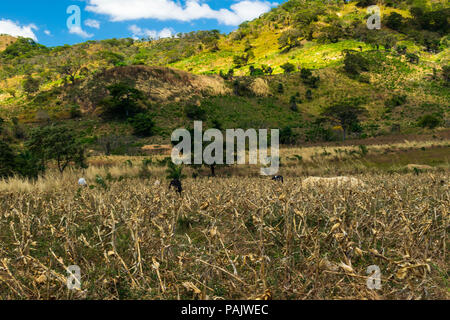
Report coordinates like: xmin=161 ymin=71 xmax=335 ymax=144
xmin=0 ymin=169 xmax=448 ymax=300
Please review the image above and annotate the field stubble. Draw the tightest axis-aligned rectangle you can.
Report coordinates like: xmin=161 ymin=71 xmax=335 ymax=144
xmin=0 ymin=172 xmax=448 ymax=300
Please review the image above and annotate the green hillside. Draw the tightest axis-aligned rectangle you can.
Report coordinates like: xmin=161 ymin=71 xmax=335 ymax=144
xmin=0 ymin=0 xmax=449 ymax=151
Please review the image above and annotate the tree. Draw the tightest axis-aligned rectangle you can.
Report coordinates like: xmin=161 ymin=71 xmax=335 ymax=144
xmin=129 ymin=113 xmax=155 ymax=137
xmin=319 ymin=24 xmax=344 ymax=43
xmin=278 ymin=29 xmax=303 ymax=52
xmin=0 ymin=140 xmax=16 ymax=178
xmin=233 ymin=51 xmax=254 ymax=68
xmin=385 ymin=12 xmax=403 ymax=31
xmin=343 ymin=52 xmax=370 ymax=76
xmin=55 ymin=49 xmax=89 ymax=85
xmin=100 ymin=83 xmax=146 ymax=120
xmin=322 ymin=99 xmax=368 ymax=141
xmin=280 ymin=126 xmax=297 ymax=144
xmin=281 ymin=62 xmax=296 ymax=74
xmin=23 ymin=75 xmax=40 ymax=96
xmin=300 ymin=68 xmax=320 ymax=88
xmin=0 ymin=117 xmax=4 ymax=135
xmin=14 ymin=151 xmax=45 ymax=179
xmin=26 ymin=125 xmax=87 ymax=174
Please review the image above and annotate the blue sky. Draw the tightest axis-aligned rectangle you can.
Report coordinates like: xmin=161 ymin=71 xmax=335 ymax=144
xmin=0 ymin=0 xmax=285 ymax=47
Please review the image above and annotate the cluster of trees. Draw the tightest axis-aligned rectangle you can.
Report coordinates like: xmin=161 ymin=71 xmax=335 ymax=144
xmin=385 ymin=7 xmax=448 ymax=53
xmin=277 ymin=97 xmax=369 ymax=144
xmin=100 ymin=83 xmax=155 ymax=137
xmin=0 ymin=37 xmax=49 ymax=60
xmin=0 ymin=121 xmax=87 ymax=179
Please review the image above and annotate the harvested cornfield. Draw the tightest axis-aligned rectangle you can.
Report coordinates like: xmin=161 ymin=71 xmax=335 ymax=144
xmin=0 ymin=172 xmax=448 ymax=300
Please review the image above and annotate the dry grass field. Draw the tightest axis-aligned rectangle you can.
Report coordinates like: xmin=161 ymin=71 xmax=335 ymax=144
xmin=0 ymin=168 xmax=448 ymax=300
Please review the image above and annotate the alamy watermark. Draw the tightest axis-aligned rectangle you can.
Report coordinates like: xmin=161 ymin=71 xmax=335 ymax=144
xmin=171 ymin=121 xmax=280 ymax=176
xmin=367 ymin=6 xmax=381 ymax=30
xmin=366 ymin=265 xmax=382 ymax=290
xmin=67 ymin=265 xmax=81 ymax=290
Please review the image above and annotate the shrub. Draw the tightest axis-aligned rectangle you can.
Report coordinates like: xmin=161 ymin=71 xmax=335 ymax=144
xmin=417 ymin=114 xmax=441 ymax=129
xmin=300 ymin=68 xmax=320 ymax=88
xmin=279 ymin=126 xmax=297 ymax=145
xmin=385 ymin=12 xmax=404 ymax=31
xmin=249 ymin=66 xmax=264 ymax=76
xmin=406 ymin=53 xmax=419 ymax=64
xmin=129 ymin=113 xmax=155 ymax=137
xmin=185 ymin=105 xmax=207 ymax=121
xmin=281 ymin=62 xmax=296 ymax=74
xmin=70 ymin=105 xmax=82 ymax=118
xmin=23 ymin=75 xmax=40 ymax=96
xmin=277 ymin=83 xmax=284 ymax=94
xmin=385 ymin=94 xmax=407 ymax=111
xmin=344 ymin=52 xmax=369 ymax=76
xmin=290 ymin=96 xmax=299 ymax=112
xmin=0 ymin=140 xmax=16 ymax=178
xmin=359 ymin=145 xmax=369 ymax=157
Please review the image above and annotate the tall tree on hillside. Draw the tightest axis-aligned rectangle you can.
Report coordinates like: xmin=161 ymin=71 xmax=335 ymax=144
xmin=23 ymin=75 xmax=41 ymax=96
xmin=278 ymin=29 xmax=303 ymax=52
xmin=322 ymin=99 xmax=368 ymax=141
xmin=55 ymin=50 xmax=89 ymax=85
xmin=100 ymin=83 xmax=146 ymax=120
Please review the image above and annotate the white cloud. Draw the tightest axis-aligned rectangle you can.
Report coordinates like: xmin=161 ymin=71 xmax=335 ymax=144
xmin=68 ymin=25 xmax=93 ymax=38
xmin=86 ymin=0 xmax=276 ymax=26
xmin=129 ymin=24 xmax=174 ymax=39
xmin=0 ymin=19 xmax=38 ymax=41
xmin=44 ymin=30 xmax=52 ymax=36
xmin=85 ymin=19 xmax=100 ymax=29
